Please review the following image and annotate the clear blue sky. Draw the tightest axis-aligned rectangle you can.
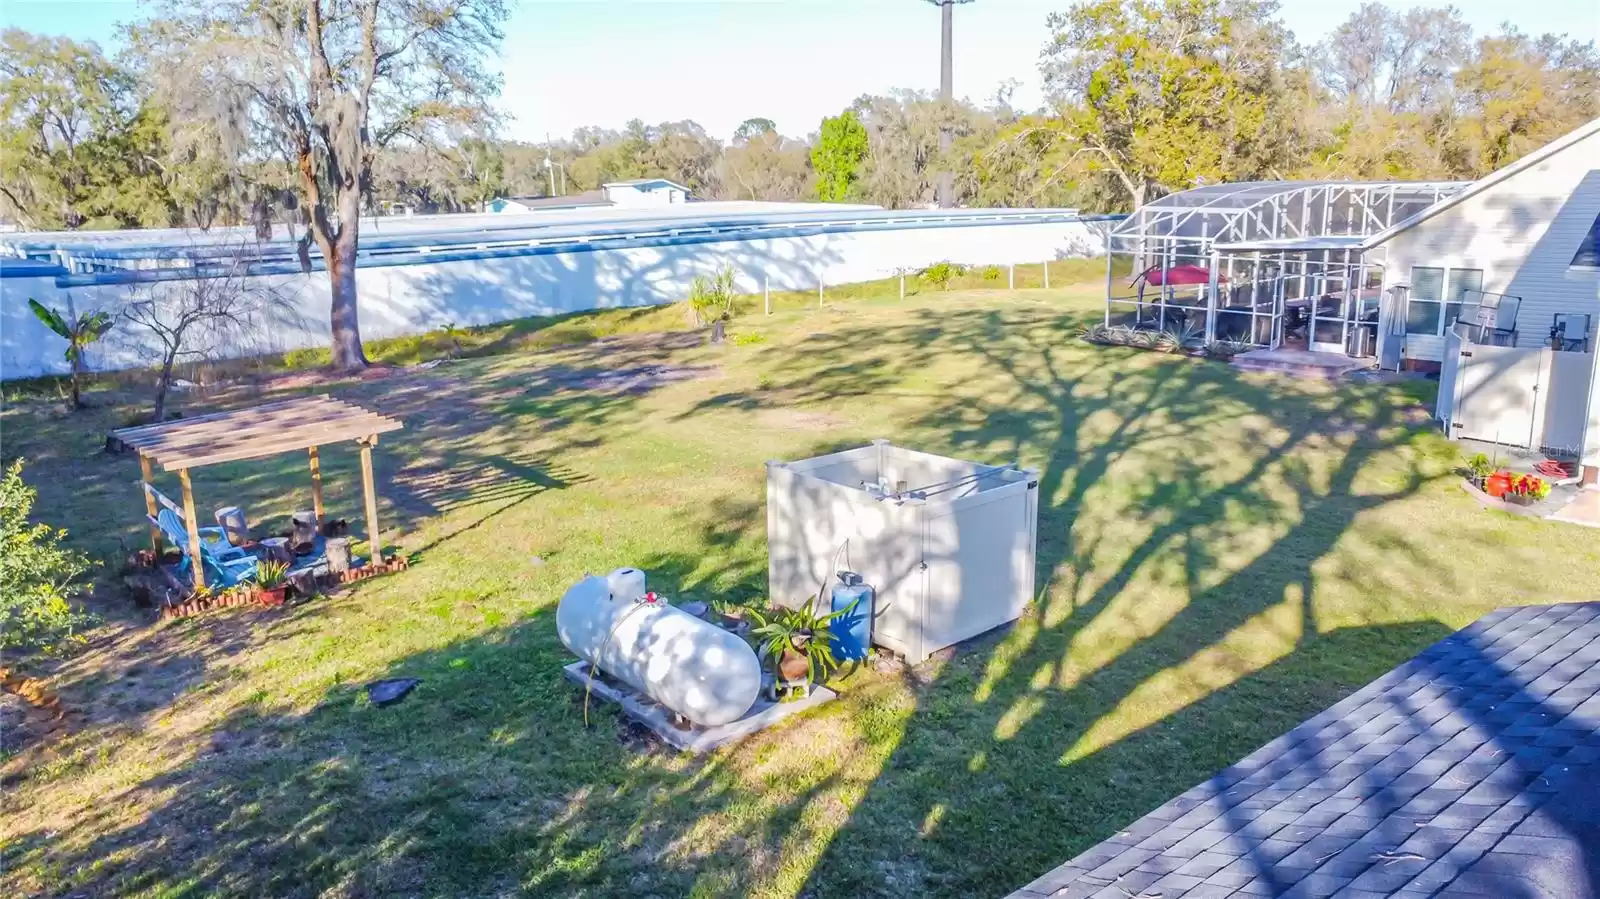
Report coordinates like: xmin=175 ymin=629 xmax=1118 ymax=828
xmin=6 ymin=0 xmax=1599 ymax=143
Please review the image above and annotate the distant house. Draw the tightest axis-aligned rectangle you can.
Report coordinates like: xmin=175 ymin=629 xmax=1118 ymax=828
xmin=488 ymin=191 xmax=611 ymax=214
xmin=601 ymin=179 xmax=692 ymax=207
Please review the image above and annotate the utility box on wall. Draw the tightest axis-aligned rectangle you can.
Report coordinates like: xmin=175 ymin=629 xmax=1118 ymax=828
xmin=766 ymin=440 xmax=1039 ymax=662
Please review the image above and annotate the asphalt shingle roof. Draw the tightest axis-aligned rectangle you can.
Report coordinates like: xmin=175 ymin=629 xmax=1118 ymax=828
xmin=1007 ymin=602 xmax=1600 ymax=899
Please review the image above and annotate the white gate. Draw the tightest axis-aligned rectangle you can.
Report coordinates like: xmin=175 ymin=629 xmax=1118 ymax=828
xmin=1450 ymin=344 xmax=1544 ymax=446
xmin=1445 ymin=330 xmax=1597 ymax=454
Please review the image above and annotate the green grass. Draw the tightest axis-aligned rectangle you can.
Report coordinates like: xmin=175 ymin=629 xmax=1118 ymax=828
xmin=3 ymin=276 xmax=1596 ymax=899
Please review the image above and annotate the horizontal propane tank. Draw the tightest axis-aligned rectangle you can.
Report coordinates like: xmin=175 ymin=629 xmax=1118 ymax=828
xmin=556 ymin=568 xmax=761 ymax=727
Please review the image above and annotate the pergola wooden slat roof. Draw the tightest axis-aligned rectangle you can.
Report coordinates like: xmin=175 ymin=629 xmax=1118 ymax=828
xmin=112 ymin=395 xmax=403 ymax=471
xmin=112 ymin=395 xmax=403 ymax=592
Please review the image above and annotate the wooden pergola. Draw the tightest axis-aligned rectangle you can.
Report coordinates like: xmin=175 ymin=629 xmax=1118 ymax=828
xmin=110 ymin=395 xmax=404 ymax=591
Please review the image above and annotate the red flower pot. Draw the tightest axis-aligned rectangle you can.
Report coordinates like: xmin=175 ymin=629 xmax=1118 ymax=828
xmin=257 ymin=586 xmax=287 ymax=607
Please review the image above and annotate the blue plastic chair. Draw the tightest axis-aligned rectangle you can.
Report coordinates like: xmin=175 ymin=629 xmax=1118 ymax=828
xmin=154 ymin=508 xmax=259 ymax=588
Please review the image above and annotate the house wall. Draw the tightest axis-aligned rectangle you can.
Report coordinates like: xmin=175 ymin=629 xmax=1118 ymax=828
xmin=2 ymin=215 xmax=1113 ymax=379
xmin=603 ymin=184 xmax=686 ymax=207
xmin=1381 ymin=128 xmax=1600 ymax=364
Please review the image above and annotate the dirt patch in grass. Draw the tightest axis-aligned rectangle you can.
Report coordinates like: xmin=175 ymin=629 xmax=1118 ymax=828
xmin=756 ymin=408 xmax=846 ymax=431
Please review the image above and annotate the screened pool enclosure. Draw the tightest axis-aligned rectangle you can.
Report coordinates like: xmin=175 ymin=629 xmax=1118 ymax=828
xmin=1105 ymin=181 xmax=1469 ymax=356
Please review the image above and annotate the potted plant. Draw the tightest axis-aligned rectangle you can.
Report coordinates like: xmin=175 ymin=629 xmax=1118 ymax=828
xmin=1485 ymin=469 xmax=1515 ymax=498
xmin=1464 ymin=452 xmax=1494 ymax=490
xmin=749 ymin=603 xmax=849 ymax=701
xmin=711 ymin=599 xmax=749 ymax=632
xmin=255 ymin=560 xmax=290 ymax=606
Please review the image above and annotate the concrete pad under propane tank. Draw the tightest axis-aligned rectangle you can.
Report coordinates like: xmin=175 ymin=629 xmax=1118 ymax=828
xmin=556 ymin=568 xmax=762 ymax=727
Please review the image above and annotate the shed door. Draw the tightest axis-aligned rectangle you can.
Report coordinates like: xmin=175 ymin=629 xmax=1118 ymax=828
xmin=919 ymin=489 xmax=1031 ymax=660
xmin=1451 ymin=344 xmax=1547 ymax=448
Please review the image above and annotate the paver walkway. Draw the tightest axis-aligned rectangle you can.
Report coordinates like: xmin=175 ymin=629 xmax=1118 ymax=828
xmin=1007 ymin=602 xmax=1600 ymax=898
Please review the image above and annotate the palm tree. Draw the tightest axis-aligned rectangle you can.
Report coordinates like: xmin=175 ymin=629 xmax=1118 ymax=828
xmin=27 ymin=299 xmax=114 ymax=410
xmin=924 ymin=0 xmax=975 ymax=208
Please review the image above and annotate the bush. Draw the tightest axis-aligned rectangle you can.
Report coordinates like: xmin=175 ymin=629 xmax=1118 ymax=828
xmin=1202 ymin=339 xmax=1255 ymax=360
xmin=0 ymin=460 xmax=94 ymax=656
xmin=918 ymin=261 xmax=968 ymax=291
xmin=981 ymin=264 xmax=1002 ymax=281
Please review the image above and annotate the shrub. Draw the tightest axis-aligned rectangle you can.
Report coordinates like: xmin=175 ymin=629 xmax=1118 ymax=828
xmin=0 ymin=460 xmax=94 ymax=656
xmin=918 ymin=261 xmax=968 ymax=291
xmin=1202 ymin=339 xmax=1255 ymax=360
xmin=981 ymin=264 xmax=1003 ymax=281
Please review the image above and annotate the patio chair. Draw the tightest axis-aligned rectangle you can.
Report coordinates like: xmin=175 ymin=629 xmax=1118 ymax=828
xmin=154 ymin=508 xmax=259 ymax=588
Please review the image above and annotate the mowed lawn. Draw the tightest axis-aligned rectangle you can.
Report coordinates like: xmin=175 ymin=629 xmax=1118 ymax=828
xmin=3 ymin=280 xmax=1597 ymax=899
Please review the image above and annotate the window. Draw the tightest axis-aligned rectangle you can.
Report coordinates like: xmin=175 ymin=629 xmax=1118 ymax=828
xmin=1406 ymin=267 xmax=1444 ymax=335
xmin=1406 ymin=266 xmax=1483 ymax=336
xmin=1444 ymin=269 xmax=1484 ymax=331
xmin=1574 ymin=215 xmax=1600 ymax=269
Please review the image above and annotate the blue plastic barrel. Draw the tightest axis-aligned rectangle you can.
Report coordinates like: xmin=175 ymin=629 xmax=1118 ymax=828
xmin=830 ymin=574 xmax=874 ymax=662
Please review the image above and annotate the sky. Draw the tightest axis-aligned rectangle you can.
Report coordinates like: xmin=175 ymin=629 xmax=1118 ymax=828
xmin=5 ymin=0 xmax=1600 ymax=144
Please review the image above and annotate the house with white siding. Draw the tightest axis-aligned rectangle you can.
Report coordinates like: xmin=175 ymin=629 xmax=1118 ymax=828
xmin=1368 ymin=118 xmax=1600 ymax=484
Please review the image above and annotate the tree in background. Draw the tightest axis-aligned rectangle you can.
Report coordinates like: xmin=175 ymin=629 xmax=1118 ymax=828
xmin=718 ymin=126 xmax=812 ymax=201
xmin=1040 ymin=0 xmax=1306 ymax=209
xmin=0 ymin=29 xmax=171 ymax=230
xmin=1453 ymin=28 xmax=1600 ymax=174
xmin=136 ymin=0 xmax=510 ymax=371
xmin=812 ymin=109 xmax=869 ymax=202
xmin=26 ymin=299 xmax=114 ymax=409
xmin=922 ymin=0 xmax=975 ymax=208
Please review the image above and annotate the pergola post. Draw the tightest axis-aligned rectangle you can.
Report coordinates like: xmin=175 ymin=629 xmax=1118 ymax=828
xmin=178 ymin=468 xmax=205 ymax=592
xmin=309 ymin=446 xmax=324 ymax=522
xmin=139 ymin=453 xmax=162 ymax=554
xmin=359 ymin=435 xmax=383 ymax=565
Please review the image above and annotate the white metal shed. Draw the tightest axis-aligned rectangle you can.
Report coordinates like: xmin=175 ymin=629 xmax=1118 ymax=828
xmin=766 ymin=440 xmax=1039 ymax=662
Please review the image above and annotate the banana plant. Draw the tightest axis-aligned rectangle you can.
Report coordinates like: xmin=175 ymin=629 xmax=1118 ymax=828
xmin=28 ymin=299 xmax=114 ymax=409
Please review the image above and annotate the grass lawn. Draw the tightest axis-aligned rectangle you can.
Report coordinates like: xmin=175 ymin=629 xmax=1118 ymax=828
xmin=3 ymin=275 xmax=1596 ymax=898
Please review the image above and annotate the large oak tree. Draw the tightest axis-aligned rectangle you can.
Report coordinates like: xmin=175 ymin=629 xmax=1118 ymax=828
xmin=136 ymin=0 xmax=509 ymax=370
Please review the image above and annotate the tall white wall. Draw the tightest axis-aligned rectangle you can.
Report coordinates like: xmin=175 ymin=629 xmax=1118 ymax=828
xmin=2 ymin=218 xmax=1110 ymax=379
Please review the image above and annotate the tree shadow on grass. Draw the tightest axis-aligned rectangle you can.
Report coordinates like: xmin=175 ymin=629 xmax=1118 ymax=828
xmin=2 ymin=299 xmax=1472 ymax=898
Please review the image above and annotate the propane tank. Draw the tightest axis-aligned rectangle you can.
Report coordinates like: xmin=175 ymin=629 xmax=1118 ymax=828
xmin=556 ymin=568 xmax=762 ymax=727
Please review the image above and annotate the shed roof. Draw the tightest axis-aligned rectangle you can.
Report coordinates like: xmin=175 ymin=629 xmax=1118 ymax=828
xmin=111 ymin=395 xmax=402 ymax=471
xmin=602 ymin=178 xmax=692 ymax=192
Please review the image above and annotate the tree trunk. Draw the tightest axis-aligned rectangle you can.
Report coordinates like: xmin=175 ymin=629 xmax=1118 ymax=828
xmin=937 ymin=0 xmax=955 ymax=209
xmin=154 ymin=353 xmax=176 ymax=421
xmin=327 ymin=190 xmax=368 ymax=371
xmin=69 ymin=352 xmax=82 ymax=409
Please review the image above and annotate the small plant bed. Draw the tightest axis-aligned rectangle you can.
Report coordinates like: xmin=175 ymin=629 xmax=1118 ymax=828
xmin=1078 ymin=322 xmax=1246 ymax=359
xmin=1459 ymin=462 xmax=1557 ymax=518
xmin=337 ymin=556 xmax=412 ymax=584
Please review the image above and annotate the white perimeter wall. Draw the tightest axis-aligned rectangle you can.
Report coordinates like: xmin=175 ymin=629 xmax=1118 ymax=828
xmin=2 ymin=218 xmax=1109 ymax=379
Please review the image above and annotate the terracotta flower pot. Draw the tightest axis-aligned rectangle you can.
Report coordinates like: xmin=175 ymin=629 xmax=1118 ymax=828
xmin=257 ymin=586 xmax=287 ymax=607
xmin=777 ymin=648 xmax=810 ymax=685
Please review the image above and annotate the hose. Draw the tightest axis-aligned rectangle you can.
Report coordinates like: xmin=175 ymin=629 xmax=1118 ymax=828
xmin=582 ymin=596 xmax=656 ymax=728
